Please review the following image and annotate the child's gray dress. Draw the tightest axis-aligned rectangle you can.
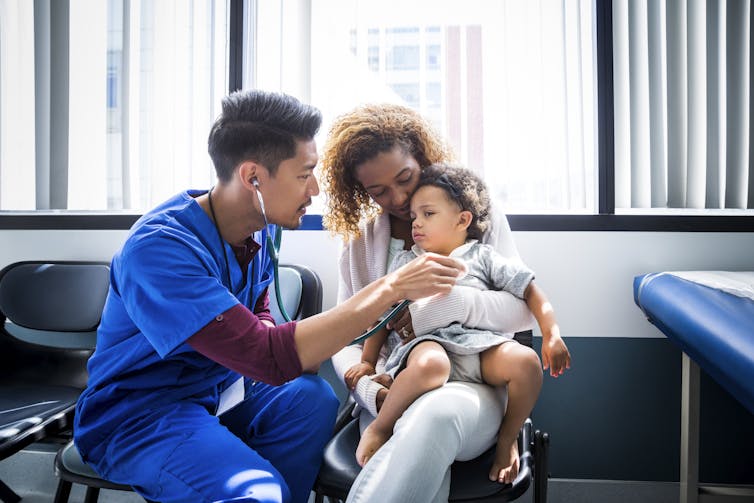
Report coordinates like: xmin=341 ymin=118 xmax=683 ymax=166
xmin=383 ymin=240 xmax=534 ymax=378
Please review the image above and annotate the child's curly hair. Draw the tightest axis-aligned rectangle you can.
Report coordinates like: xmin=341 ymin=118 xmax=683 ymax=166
xmin=416 ymin=163 xmax=491 ymax=241
xmin=320 ymin=103 xmax=454 ymax=240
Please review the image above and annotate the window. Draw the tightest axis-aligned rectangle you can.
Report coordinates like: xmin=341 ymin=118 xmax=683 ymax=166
xmin=3 ymin=0 xmax=753 ymax=223
xmin=0 ymin=0 xmax=228 ymax=211
xmin=251 ymin=0 xmax=752 ymax=219
xmin=304 ymin=0 xmax=598 ymax=213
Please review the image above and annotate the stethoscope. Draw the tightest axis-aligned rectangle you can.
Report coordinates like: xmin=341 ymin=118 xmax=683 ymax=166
xmin=350 ymin=299 xmax=411 ymax=345
xmin=207 ymin=182 xmax=292 ymax=323
xmin=251 ymin=179 xmax=291 ymax=323
xmin=250 ymin=178 xmax=411 ymax=343
xmin=208 ymin=182 xmax=408 ymax=340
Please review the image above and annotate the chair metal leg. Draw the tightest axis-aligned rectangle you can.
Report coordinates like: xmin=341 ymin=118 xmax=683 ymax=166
xmin=534 ymin=429 xmax=550 ymax=503
xmin=84 ymin=486 xmax=101 ymax=503
xmin=53 ymin=479 xmax=73 ymax=503
xmin=0 ymin=479 xmax=21 ymax=503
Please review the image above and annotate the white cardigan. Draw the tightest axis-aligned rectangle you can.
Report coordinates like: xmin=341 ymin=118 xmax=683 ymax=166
xmin=332 ymin=204 xmax=535 ymax=383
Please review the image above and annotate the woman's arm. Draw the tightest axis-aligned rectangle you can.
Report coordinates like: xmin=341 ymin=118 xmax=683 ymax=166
xmin=331 ymin=228 xmax=393 ymax=381
xmin=332 ymin=244 xmax=371 ymax=382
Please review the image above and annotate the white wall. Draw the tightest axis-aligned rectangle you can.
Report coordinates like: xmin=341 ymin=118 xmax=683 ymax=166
xmin=513 ymin=231 xmax=754 ymax=338
xmin=3 ymin=229 xmax=754 ymax=340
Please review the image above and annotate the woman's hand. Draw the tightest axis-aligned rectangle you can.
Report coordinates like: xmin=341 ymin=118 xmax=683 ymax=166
xmin=344 ymin=362 xmax=376 ymax=390
xmin=388 ymin=253 xmax=464 ymax=301
xmin=387 ymin=306 xmax=415 ymax=344
xmin=372 ymin=373 xmax=393 ymax=412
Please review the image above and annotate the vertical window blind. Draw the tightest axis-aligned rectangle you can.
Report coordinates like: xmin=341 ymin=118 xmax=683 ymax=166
xmin=0 ymin=0 xmax=228 ymax=211
xmin=613 ymin=0 xmax=752 ymax=211
xmin=3 ymin=0 xmax=752 ymax=216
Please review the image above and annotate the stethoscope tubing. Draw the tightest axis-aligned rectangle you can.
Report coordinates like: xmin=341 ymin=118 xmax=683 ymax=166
xmin=254 ymin=182 xmax=408 ymax=341
xmin=349 ymin=299 xmax=411 ymax=345
xmin=254 ymin=182 xmax=293 ymax=324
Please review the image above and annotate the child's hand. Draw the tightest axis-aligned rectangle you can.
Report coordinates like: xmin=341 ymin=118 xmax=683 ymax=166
xmin=344 ymin=362 xmax=376 ymax=390
xmin=541 ymin=331 xmax=571 ymax=378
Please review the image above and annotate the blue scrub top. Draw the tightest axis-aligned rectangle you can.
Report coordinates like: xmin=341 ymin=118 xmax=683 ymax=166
xmin=75 ymin=190 xmax=277 ymax=457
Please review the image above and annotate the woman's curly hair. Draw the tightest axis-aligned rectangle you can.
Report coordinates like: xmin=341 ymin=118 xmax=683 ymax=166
xmin=320 ymin=103 xmax=454 ymax=240
xmin=415 ymin=163 xmax=491 ymax=241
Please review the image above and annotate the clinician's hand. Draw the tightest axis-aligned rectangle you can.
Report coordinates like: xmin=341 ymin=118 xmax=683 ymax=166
xmin=294 ymin=253 xmax=463 ymax=372
xmin=388 ymin=253 xmax=464 ymax=301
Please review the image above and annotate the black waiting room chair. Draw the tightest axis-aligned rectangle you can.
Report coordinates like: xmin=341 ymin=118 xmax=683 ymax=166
xmin=53 ymin=263 xmax=324 ymax=503
xmin=313 ymin=331 xmax=550 ymax=503
xmin=0 ymin=261 xmax=110 ymax=503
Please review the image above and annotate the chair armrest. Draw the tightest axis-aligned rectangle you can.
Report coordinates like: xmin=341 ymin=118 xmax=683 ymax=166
xmin=333 ymin=397 xmax=356 ymax=434
xmin=513 ymin=329 xmax=533 ymax=348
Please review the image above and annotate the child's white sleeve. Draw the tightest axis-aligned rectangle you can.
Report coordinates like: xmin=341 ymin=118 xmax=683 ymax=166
xmin=409 ymin=285 xmax=535 ymax=336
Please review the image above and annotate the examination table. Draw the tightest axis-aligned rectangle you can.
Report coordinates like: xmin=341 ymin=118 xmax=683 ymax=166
xmin=634 ymin=271 xmax=754 ymax=503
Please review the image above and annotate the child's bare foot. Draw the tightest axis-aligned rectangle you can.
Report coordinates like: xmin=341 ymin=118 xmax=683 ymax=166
xmin=489 ymin=441 xmax=520 ymax=484
xmin=355 ymin=423 xmax=391 ymax=467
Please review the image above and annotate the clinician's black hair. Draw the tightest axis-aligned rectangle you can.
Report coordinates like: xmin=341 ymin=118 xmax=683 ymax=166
xmin=208 ymin=90 xmax=322 ymax=181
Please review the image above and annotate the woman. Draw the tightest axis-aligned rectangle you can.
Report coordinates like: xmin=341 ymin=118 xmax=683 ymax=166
xmin=320 ymin=104 xmax=537 ymax=502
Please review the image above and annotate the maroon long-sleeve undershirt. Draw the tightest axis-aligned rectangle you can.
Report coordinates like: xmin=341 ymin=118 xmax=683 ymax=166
xmin=188 ymin=303 xmax=301 ymax=385
xmin=187 ymin=238 xmax=302 ymax=385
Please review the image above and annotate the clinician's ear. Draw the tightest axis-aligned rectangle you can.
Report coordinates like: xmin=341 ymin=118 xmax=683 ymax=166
xmin=458 ymin=210 xmax=473 ymax=230
xmin=238 ymin=162 xmax=263 ymax=189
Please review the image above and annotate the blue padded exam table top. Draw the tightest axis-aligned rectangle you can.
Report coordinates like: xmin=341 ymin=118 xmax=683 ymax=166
xmin=634 ymin=271 xmax=754 ymax=414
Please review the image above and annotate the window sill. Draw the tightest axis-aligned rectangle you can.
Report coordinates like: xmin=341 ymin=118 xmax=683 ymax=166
xmin=1 ymin=213 xmax=754 ymax=232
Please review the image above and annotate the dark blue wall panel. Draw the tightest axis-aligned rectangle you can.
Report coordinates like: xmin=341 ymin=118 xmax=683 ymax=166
xmin=533 ymin=337 xmax=754 ymax=483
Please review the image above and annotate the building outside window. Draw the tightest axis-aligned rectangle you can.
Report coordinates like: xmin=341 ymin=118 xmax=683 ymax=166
xmin=306 ymin=0 xmax=597 ymax=213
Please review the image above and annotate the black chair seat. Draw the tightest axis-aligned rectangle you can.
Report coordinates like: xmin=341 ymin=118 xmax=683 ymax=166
xmin=53 ymin=440 xmax=159 ymax=503
xmin=0 ymin=261 xmax=109 ymax=503
xmin=314 ymin=419 xmax=362 ymax=501
xmin=314 ymin=330 xmax=548 ymax=503
xmin=314 ymin=416 xmax=535 ymax=502
xmin=449 ymin=421 xmax=533 ymax=502
xmin=54 ymin=441 xmax=133 ymax=492
xmin=0 ymin=384 xmax=80 ymax=458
